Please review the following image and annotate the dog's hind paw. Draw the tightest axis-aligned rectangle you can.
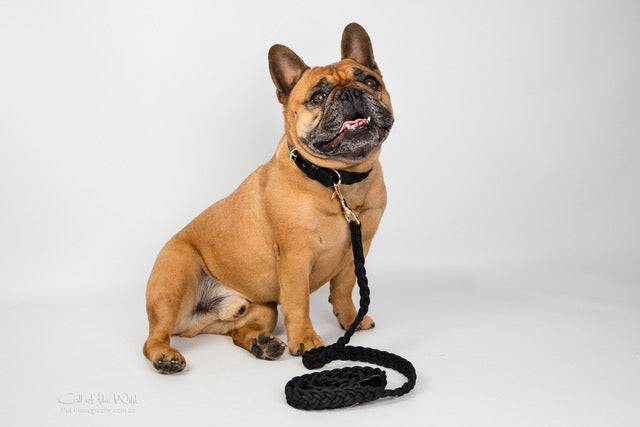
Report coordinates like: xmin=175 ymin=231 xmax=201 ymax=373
xmin=250 ymin=334 xmax=286 ymax=360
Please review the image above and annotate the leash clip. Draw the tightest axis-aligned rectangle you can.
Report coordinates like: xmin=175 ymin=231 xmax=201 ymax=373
xmin=331 ymin=171 xmax=360 ymax=225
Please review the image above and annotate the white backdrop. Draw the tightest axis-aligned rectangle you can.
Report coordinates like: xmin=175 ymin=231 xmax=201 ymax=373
xmin=1 ymin=1 xmax=639 ymax=304
xmin=2 ymin=2 xmax=640 ymax=426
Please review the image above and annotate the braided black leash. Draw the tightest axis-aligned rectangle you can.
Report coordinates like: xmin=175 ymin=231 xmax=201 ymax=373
xmin=284 ymin=149 xmax=417 ymax=409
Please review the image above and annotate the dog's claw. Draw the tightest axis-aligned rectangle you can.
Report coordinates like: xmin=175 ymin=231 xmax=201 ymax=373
xmin=153 ymin=355 xmax=186 ymax=374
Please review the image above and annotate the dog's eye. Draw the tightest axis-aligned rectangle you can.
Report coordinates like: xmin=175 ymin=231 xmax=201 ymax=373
xmin=364 ymin=77 xmax=379 ymax=90
xmin=310 ymin=92 xmax=327 ymax=105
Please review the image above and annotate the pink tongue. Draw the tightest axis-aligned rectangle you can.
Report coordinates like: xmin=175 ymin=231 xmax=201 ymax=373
xmin=339 ymin=118 xmax=368 ymax=133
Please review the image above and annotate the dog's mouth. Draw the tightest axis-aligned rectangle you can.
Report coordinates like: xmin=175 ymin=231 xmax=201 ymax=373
xmin=315 ymin=116 xmax=373 ymax=153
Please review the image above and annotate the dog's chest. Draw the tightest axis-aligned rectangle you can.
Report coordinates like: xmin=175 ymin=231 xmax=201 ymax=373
xmin=308 ymin=215 xmax=355 ymax=289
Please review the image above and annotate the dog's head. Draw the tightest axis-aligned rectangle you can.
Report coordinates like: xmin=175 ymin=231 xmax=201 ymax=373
xmin=269 ymin=23 xmax=393 ymax=169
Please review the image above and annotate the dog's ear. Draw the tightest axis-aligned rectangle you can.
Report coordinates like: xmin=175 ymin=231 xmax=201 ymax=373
xmin=268 ymin=44 xmax=308 ymax=104
xmin=341 ymin=23 xmax=378 ymax=71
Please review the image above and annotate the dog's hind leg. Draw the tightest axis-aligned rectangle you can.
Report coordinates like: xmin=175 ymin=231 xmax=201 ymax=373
xmin=230 ymin=302 xmax=286 ymax=360
xmin=143 ymin=237 xmax=202 ymax=374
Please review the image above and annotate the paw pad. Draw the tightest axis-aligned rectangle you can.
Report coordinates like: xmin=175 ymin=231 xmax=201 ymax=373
xmin=250 ymin=334 xmax=286 ymax=361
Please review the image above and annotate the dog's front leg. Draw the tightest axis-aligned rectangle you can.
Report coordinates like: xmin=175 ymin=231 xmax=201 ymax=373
xmin=329 ymin=262 xmax=376 ymax=331
xmin=278 ymin=250 xmax=324 ymax=355
xmin=328 ymin=214 xmax=382 ymax=331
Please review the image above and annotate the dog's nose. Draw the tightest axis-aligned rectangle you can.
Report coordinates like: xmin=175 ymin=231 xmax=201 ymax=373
xmin=339 ymin=86 xmax=362 ymax=102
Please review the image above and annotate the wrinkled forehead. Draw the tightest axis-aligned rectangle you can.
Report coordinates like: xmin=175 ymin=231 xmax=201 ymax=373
xmin=306 ymin=62 xmax=359 ymax=84
xmin=292 ymin=60 xmax=380 ymax=98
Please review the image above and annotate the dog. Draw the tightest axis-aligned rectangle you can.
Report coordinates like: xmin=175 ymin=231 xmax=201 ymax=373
xmin=143 ymin=23 xmax=394 ymax=373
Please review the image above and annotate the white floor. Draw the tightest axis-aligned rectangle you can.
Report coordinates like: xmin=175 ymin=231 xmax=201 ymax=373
xmin=2 ymin=269 xmax=639 ymax=427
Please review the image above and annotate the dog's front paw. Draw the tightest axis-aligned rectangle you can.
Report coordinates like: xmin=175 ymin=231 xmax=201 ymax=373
xmin=287 ymin=330 xmax=324 ymax=356
xmin=337 ymin=313 xmax=376 ymax=331
xmin=150 ymin=347 xmax=186 ymax=374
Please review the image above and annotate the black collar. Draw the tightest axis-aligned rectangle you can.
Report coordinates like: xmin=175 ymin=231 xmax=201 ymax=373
xmin=287 ymin=145 xmax=372 ymax=188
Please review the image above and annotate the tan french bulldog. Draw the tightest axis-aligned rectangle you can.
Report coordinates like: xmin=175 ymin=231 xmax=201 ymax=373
xmin=143 ymin=23 xmax=394 ymax=373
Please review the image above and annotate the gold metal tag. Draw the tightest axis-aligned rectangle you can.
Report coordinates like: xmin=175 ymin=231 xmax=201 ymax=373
xmin=332 ymin=182 xmax=360 ymax=224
